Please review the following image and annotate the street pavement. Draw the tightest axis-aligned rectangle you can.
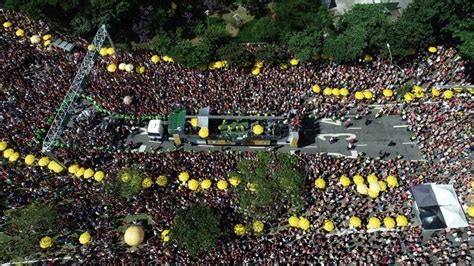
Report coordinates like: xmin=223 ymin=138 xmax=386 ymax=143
xmin=125 ymin=108 xmax=422 ymax=161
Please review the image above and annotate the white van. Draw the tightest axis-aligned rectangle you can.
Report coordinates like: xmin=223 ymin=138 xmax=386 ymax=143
xmin=147 ymin=120 xmax=164 ymax=141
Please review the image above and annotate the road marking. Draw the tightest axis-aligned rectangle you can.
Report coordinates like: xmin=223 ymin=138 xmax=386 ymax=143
xmin=356 ymin=144 xmax=368 ymax=147
xmin=346 ymin=115 xmax=357 ymax=118
xmin=393 ymin=125 xmax=408 ymax=128
xmin=248 ymin=146 xmax=266 ymax=149
xmin=197 ymin=145 xmax=214 ymax=147
xmin=327 ymin=151 xmax=358 ymax=159
xmin=320 ymin=118 xmax=342 ymax=126
xmin=402 ymin=142 xmax=416 ymax=145
xmin=317 ymin=133 xmax=357 ymax=141
xmin=348 ymin=127 xmax=362 ymax=130
xmin=303 ymin=145 xmax=318 ymax=149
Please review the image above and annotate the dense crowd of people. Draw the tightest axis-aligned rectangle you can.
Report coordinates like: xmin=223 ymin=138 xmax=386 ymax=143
xmin=1 ymin=10 xmax=473 ymax=264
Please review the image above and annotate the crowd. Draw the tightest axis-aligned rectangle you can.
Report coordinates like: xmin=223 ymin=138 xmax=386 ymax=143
xmin=1 ymin=10 xmax=473 ymax=264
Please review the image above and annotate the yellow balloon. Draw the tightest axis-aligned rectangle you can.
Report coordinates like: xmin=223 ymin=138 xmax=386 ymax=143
xmin=332 ymin=88 xmax=340 ymax=96
xmin=396 ymin=215 xmax=409 ymax=227
xmin=312 ymin=84 xmax=321 ymax=93
xmin=349 ymin=216 xmax=361 ymax=228
xmin=39 ymin=236 xmax=53 ymax=249
xmin=252 ymin=124 xmax=264 ymax=135
xmin=83 ymin=168 xmax=94 ymax=179
xmin=24 ymin=154 xmax=35 ymax=166
xmin=367 ymin=217 xmax=381 ymax=229
xmin=323 ymin=87 xmax=332 ymax=96
xmin=79 ymin=232 xmax=91 ymax=245
xmin=15 ymin=28 xmax=25 ymax=37
xmin=314 ymin=177 xmax=326 ymax=189
xmin=187 ymin=179 xmax=199 ymax=191
xmin=357 ymin=183 xmax=368 ymax=195
xmin=353 ymin=175 xmax=364 ymax=185
xmin=234 ymin=224 xmax=246 ymax=236
xmin=323 ymin=220 xmax=334 ymax=232
xmin=443 ymin=90 xmax=454 ymax=99
xmin=386 ymin=175 xmax=398 ymax=188
xmin=94 ymin=171 xmax=105 ymax=182
xmin=200 ymin=179 xmax=212 ymax=190
xmin=190 ymin=117 xmax=198 ymax=127
xmin=354 ymin=91 xmax=364 ymax=100
xmin=288 ymin=215 xmax=300 ymax=227
xmin=38 ymin=157 xmax=50 ymax=167
xmin=363 ymin=90 xmax=373 ymax=99
xmin=142 ymin=177 xmax=153 ymax=188
xmin=106 ymin=47 xmax=115 ymax=55
xmin=467 ymin=206 xmax=474 ymax=218
xmin=339 ymin=175 xmax=351 ymax=187
xmin=229 ymin=176 xmax=241 ymax=186
xmin=42 ymin=34 xmax=52 ymax=41
xmin=251 ymin=67 xmax=260 ymax=76
xmin=384 ymin=217 xmax=396 ymax=229
xmin=252 ymin=220 xmax=264 ymax=233
xmin=3 ymin=21 xmax=13 ymax=28
xmin=99 ymin=47 xmax=108 ymax=56
xmin=340 ymin=88 xmax=349 ymax=97
xmin=382 ymin=89 xmax=393 ymax=97
xmin=178 ymin=172 xmax=190 ymax=182
xmin=290 ymin=58 xmax=299 ymax=66
xmin=107 ymin=64 xmax=117 ymax=72
xmin=217 ymin=180 xmax=228 ymax=190
xmin=428 ymin=46 xmax=437 ymax=53
xmin=0 ymin=141 xmax=7 ymax=151
xmin=298 ymin=216 xmax=310 ymax=230
xmin=151 ymin=55 xmax=160 ymax=63
xmin=199 ymin=127 xmax=209 ymax=138
xmin=156 ymin=175 xmax=168 ymax=187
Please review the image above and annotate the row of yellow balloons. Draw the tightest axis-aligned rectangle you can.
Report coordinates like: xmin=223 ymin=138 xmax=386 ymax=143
xmin=234 ymin=220 xmax=265 ymax=236
xmin=1 ymin=141 xmax=65 ymax=173
xmin=288 ymin=214 xmax=409 ymax=232
xmin=40 ymin=231 xmax=92 ymax=249
xmin=3 ymin=21 xmax=52 ymax=46
xmin=107 ymin=63 xmax=145 ymax=73
xmin=68 ymin=164 xmax=106 ymax=182
xmin=177 ymin=171 xmax=241 ymax=191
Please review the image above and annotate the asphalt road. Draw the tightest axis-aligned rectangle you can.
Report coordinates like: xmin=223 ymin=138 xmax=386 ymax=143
xmin=125 ymin=108 xmax=422 ymax=161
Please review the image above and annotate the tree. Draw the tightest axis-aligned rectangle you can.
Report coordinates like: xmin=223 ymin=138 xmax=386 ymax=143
xmin=171 ymin=205 xmax=220 ymax=256
xmin=229 ymin=152 xmax=306 ymax=220
xmin=0 ymin=204 xmax=59 ymax=261
xmin=286 ymin=29 xmax=323 ymax=62
xmin=106 ymin=167 xmax=145 ymax=199
xmin=217 ymin=42 xmax=251 ymax=66
xmin=254 ymin=44 xmax=288 ymax=66
xmin=169 ymin=40 xmax=213 ymax=68
xmin=323 ymin=26 xmax=367 ymax=64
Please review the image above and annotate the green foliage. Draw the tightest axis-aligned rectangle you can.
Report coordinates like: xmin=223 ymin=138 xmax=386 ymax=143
xmin=171 ymin=205 xmax=220 ymax=256
xmin=169 ymin=40 xmax=213 ymax=68
xmin=273 ymin=0 xmax=323 ymax=32
xmin=0 ymin=204 xmax=59 ymax=261
xmin=324 ymin=26 xmax=367 ymax=64
xmin=286 ymin=30 xmax=323 ymax=62
xmin=230 ymin=152 xmax=305 ymax=220
xmin=255 ymin=44 xmax=288 ymax=66
xmin=236 ymin=16 xmax=279 ymax=43
xmin=106 ymin=167 xmax=144 ymax=199
xmin=453 ymin=20 xmax=474 ymax=59
xmin=217 ymin=42 xmax=251 ymax=66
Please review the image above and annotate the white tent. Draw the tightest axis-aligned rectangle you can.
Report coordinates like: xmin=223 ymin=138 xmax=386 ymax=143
xmin=410 ymin=183 xmax=468 ymax=230
xmin=439 ymin=205 xmax=468 ymax=228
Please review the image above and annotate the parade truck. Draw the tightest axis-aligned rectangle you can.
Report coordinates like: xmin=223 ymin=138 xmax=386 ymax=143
xmin=147 ymin=119 xmax=165 ymax=141
xmin=167 ymin=107 xmax=300 ymax=147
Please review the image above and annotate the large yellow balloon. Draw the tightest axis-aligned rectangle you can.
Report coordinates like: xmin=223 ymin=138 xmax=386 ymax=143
xmin=0 ymin=141 xmax=7 ymax=151
xmin=323 ymin=220 xmax=334 ymax=232
xmin=288 ymin=216 xmax=300 ymax=227
xmin=314 ymin=177 xmax=326 ymax=189
xmin=353 ymin=175 xmax=364 ymax=185
xmin=323 ymin=87 xmax=332 ymax=96
xmin=38 ymin=157 xmax=50 ymax=167
xmin=68 ymin=164 xmax=79 ymax=174
xmin=99 ymin=47 xmax=108 ymax=56
xmin=290 ymin=58 xmax=299 ymax=66
xmin=16 ymin=28 xmax=25 ymax=37
xmin=151 ymin=55 xmax=160 ymax=63
xmin=384 ymin=217 xmax=396 ymax=229
xmin=298 ymin=217 xmax=310 ymax=230
xmin=431 ymin=87 xmax=440 ymax=97
xmin=124 ymin=225 xmax=145 ymax=246
xmin=106 ymin=47 xmax=115 ymax=55
xmin=178 ymin=172 xmax=190 ymax=182
xmin=363 ymin=90 xmax=373 ymax=99
xmin=9 ymin=152 xmax=20 ymax=162
xmin=199 ymin=127 xmax=209 ymax=138
xmin=142 ymin=177 xmax=153 ymax=188
xmin=3 ymin=148 xmax=14 ymax=158
xmin=83 ymin=168 xmax=95 ymax=179
xmin=428 ymin=46 xmax=437 ymax=53
xmin=340 ymin=88 xmax=349 ymax=97
xmin=79 ymin=232 xmax=91 ymax=245
xmin=156 ymin=175 xmax=168 ymax=187
xmin=367 ymin=217 xmax=381 ymax=229
xmin=39 ymin=236 xmax=53 ymax=249
xmin=357 ymin=184 xmax=368 ymax=195
xmin=339 ymin=175 xmax=351 ymax=187
xmin=331 ymin=88 xmax=340 ymax=96
xmin=396 ymin=215 xmax=409 ymax=227
xmin=252 ymin=124 xmax=264 ymax=135
xmin=443 ymin=90 xmax=454 ymax=99
xmin=382 ymin=89 xmax=393 ymax=97
xmin=3 ymin=21 xmax=13 ymax=28
xmin=200 ymin=179 xmax=212 ymax=190
xmin=107 ymin=64 xmax=117 ymax=72
xmin=252 ymin=220 xmax=264 ymax=233
xmin=229 ymin=176 xmax=241 ymax=186
xmin=94 ymin=171 xmax=105 ymax=182
xmin=386 ymin=175 xmax=398 ymax=188
xmin=369 ymin=180 xmax=380 ymax=192
xmin=367 ymin=174 xmax=378 ymax=184
xmin=234 ymin=224 xmax=246 ymax=236
xmin=355 ymin=91 xmax=364 ymax=100
xmin=349 ymin=216 xmax=362 ymax=228
xmin=251 ymin=67 xmax=260 ymax=76
xmin=190 ymin=117 xmax=198 ymax=127
xmin=404 ymin=92 xmax=415 ymax=102
xmin=187 ymin=179 xmax=199 ymax=191
xmin=467 ymin=206 xmax=474 ymax=218
xmin=24 ymin=154 xmax=36 ymax=166
xmin=217 ymin=180 xmax=228 ymax=190
xmin=312 ymin=84 xmax=321 ymax=93
xmin=30 ymin=35 xmax=41 ymax=44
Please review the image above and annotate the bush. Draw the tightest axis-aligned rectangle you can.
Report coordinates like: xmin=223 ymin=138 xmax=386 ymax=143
xmin=107 ymin=167 xmax=145 ymax=199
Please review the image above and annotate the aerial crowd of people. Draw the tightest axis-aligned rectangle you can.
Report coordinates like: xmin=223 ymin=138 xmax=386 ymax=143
xmin=0 ymin=10 xmax=473 ymax=264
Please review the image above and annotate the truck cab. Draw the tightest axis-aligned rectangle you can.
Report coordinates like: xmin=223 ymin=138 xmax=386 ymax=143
xmin=147 ymin=120 xmax=164 ymax=141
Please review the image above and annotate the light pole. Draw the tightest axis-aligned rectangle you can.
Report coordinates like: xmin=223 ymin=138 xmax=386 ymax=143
xmin=386 ymin=43 xmax=405 ymax=77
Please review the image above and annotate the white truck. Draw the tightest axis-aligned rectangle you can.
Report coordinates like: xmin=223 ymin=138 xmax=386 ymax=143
xmin=147 ymin=120 xmax=164 ymax=141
